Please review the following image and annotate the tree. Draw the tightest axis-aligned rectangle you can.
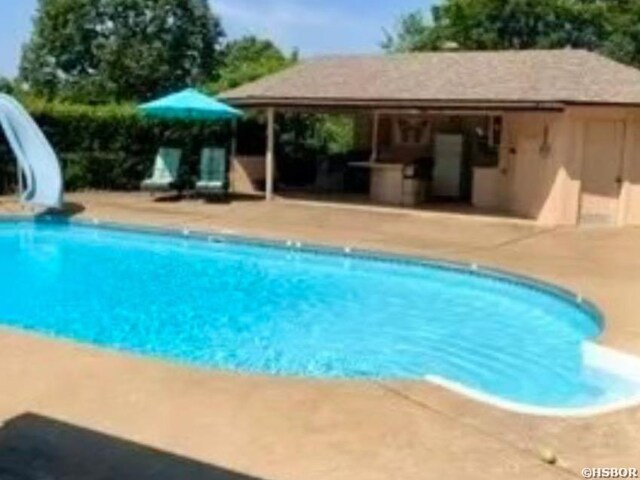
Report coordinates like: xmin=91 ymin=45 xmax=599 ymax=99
xmin=208 ymin=36 xmax=297 ymax=94
xmin=383 ymin=0 xmax=611 ymax=55
xmin=20 ymin=0 xmax=224 ymax=102
xmin=603 ymin=2 xmax=640 ymax=67
xmin=382 ymin=10 xmax=443 ymax=52
xmin=0 ymin=78 xmax=14 ymax=95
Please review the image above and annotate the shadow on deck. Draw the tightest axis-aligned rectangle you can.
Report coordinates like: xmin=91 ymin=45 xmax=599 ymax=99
xmin=0 ymin=413 xmax=267 ymax=480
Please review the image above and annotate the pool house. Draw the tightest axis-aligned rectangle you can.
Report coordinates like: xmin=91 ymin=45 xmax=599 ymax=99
xmin=221 ymin=49 xmax=640 ymax=226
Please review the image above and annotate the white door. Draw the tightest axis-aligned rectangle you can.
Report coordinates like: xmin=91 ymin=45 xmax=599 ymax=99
xmin=580 ymin=120 xmax=624 ymax=225
xmin=433 ymin=134 xmax=464 ymax=198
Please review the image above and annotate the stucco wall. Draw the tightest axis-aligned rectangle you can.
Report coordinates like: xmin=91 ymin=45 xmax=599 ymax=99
xmin=566 ymin=107 xmax=640 ymax=226
xmin=231 ymin=155 xmax=266 ymax=195
xmin=622 ymin=118 xmax=640 ymax=224
xmin=497 ymin=111 xmax=579 ymax=225
xmin=496 ymin=107 xmax=640 ymax=226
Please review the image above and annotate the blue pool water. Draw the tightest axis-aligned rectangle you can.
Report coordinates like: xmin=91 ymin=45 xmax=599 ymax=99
xmin=0 ymin=219 xmax=636 ymax=409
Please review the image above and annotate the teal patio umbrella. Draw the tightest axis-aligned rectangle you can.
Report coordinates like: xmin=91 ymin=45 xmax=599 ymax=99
xmin=138 ymin=88 xmax=243 ymax=195
xmin=138 ymin=88 xmax=242 ymax=120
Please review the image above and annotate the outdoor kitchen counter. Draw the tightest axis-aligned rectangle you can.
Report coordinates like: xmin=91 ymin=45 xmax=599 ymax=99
xmin=349 ymin=162 xmax=405 ymax=205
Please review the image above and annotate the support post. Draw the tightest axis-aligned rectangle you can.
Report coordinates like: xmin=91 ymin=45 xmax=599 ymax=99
xmin=230 ymin=119 xmax=238 ymax=159
xmin=266 ymin=107 xmax=275 ymax=200
xmin=370 ymin=111 xmax=380 ymax=163
xmin=230 ymin=119 xmax=238 ymax=192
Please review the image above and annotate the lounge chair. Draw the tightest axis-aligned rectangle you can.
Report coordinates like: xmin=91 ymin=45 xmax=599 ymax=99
xmin=141 ymin=148 xmax=182 ymax=193
xmin=196 ymin=148 xmax=228 ymax=199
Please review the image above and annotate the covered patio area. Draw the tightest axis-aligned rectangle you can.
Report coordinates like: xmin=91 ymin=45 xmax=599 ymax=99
xmin=221 ymin=50 xmax=640 ymax=226
xmin=227 ymin=102 xmax=523 ymax=215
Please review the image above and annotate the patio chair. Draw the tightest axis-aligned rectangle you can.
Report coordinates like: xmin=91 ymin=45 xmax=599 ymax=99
xmin=141 ymin=148 xmax=182 ymax=193
xmin=196 ymin=147 xmax=228 ymax=199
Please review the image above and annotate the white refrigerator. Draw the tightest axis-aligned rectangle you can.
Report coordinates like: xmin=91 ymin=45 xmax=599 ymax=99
xmin=433 ymin=134 xmax=464 ymax=198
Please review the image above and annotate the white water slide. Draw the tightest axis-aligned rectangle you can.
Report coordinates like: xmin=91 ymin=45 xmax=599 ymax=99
xmin=0 ymin=94 xmax=63 ymax=209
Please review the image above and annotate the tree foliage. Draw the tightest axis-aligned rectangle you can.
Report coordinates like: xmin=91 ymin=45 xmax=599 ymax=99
xmin=604 ymin=1 xmax=640 ymax=67
xmin=383 ymin=0 xmax=640 ymax=67
xmin=208 ymin=36 xmax=297 ymax=94
xmin=20 ymin=0 xmax=224 ymax=102
xmin=0 ymin=99 xmax=230 ymax=191
xmin=0 ymin=78 xmax=14 ymax=95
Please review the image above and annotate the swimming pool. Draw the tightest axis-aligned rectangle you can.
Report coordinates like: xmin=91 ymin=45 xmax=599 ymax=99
xmin=1 ymin=218 xmax=639 ymax=415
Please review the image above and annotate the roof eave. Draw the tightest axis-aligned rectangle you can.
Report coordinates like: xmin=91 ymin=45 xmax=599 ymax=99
xmin=562 ymin=100 xmax=640 ymax=108
xmin=222 ymin=96 xmax=568 ymax=111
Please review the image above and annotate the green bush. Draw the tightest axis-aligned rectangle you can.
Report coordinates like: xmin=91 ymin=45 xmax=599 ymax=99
xmin=0 ymin=98 xmax=357 ymax=194
xmin=0 ymin=99 xmax=233 ymax=192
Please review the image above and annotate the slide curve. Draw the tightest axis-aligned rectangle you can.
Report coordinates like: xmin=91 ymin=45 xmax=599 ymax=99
xmin=0 ymin=94 xmax=63 ymax=209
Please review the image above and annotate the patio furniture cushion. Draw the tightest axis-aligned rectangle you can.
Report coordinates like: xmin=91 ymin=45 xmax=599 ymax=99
xmin=142 ymin=148 xmax=182 ymax=190
xmin=196 ymin=148 xmax=228 ymax=195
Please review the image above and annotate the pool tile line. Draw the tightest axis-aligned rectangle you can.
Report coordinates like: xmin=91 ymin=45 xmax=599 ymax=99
xmin=0 ymin=213 xmax=605 ymax=340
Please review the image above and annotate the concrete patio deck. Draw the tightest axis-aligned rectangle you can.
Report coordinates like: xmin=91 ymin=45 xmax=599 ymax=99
xmin=0 ymin=192 xmax=639 ymax=479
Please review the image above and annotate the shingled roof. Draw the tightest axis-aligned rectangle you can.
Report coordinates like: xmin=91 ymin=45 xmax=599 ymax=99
xmin=220 ymin=49 xmax=640 ymax=109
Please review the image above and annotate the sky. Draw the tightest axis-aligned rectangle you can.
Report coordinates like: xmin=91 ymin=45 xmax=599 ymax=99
xmin=0 ymin=0 xmax=435 ymax=78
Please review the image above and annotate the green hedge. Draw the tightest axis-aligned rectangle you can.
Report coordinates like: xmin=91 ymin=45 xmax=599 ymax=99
xmin=0 ymin=98 xmax=354 ymax=194
xmin=0 ymin=99 xmax=233 ymax=192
